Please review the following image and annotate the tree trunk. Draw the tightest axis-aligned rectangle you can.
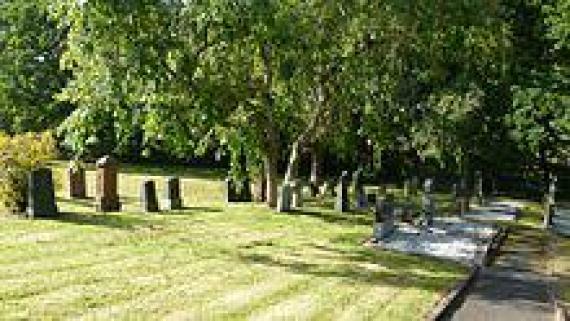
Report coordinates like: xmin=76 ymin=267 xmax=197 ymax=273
xmin=264 ymin=148 xmax=278 ymax=208
xmin=261 ymin=41 xmax=279 ymax=208
xmin=284 ymin=140 xmax=301 ymax=183
xmin=310 ymin=149 xmax=320 ymax=185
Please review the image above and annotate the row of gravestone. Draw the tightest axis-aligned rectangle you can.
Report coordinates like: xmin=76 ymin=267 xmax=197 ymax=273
xmin=25 ymin=156 xmax=185 ymax=218
xmin=68 ymin=156 xmax=184 ymax=213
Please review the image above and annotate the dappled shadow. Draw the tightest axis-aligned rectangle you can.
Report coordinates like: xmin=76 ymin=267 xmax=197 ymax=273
xmin=291 ymin=207 xmax=373 ymax=226
xmin=47 ymin=211 xmax=152 ymax=230
xmin=234 ymin=238 xmax=464 ymax=293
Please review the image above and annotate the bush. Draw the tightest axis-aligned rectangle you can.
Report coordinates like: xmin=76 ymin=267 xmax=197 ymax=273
xmin=0 ymin=132 xmax=57 ymax=214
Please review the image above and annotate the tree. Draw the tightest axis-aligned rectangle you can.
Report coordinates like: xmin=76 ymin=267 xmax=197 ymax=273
xmin=0 ymin=0 xmax=72 ymax=133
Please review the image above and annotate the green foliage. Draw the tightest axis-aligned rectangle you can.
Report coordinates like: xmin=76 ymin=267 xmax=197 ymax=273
xmin=0 ymin=0 xmax=72 ymax=133
xmin=0 ymin=131 xmax=57 ymax=213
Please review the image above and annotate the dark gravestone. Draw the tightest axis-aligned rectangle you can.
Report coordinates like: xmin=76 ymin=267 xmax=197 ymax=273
xmin=239 ymin=178 xmax=252 ymax=202
xmin=67 ymin=161 xmax=86 ymax=199
xmin=459 ymin=177 xmax=470 ymax=215
xmin=141 ymin=179 xmax=159 ymax=213
xmin=291 ymin=180 xmax=303 ymax=208
xmin=475 ymin=170 xmax=484 ymax=206
xmin=544 ymin=175 xmax=557 ymax=228
xmin=277 ymin=183 xmax=292 ymax=212
xmin=373 ymin=194 xmax=395 ymax=240
xmin=163 ymin=177 xmax=182 ymax=210
xmin=335 ymin=171 xmax=349 ymax=212
xmin=27 ymin=168 xmax=58 ymax=218
xmin=352 ymin=169 xmax=366 ymax=209
xmin=95 ymin=156 xmax=121 ymax=212
xmin=309 ymin=182 xmax=319 ymax=197
xmin=410 ymin=176 xmax=419 ymax=196
xmin=225 ymin=178 xmax=238 ymax=203
xmin=421 ymin=178 xmax=435 ymax=227
xmin=367 ymin=193 xmax=377 ymax=207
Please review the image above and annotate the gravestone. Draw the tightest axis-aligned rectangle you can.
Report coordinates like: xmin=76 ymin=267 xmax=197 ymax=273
xmin=67 ymin=161 xmax=86 ymax=199
xmin=27 ymin=168 xmax=58 ymax=218
xmin=225 ymin=177 xmax=237 ymax=203
xmin=352 ymin=169 xmax=367 ymax=209
xmin=163 ymin=177 xmax=182 ymax=210
xmin=141 ymin=179 xmax=159 ymax=213
xmin=459 ymin=177 xmax=470 ymax=215
xmin=475 ymin=170 xmax=484 ymax=206
xmin=251 ymin=176 xmax=266 ymax=202
xmin=421 ymin=178 xmax=435 ymax=227
xmin=367 ymin=193 xmax=377 ymax=207
xmin=309 ymin=182 xmax=319 ymax=197
xmin=373 ymin=194 xmax=395 ymax=240
xmin=95 ymin=156 xmax=121 ymax=212
xmin=237 ymin=178 xmax=252 ymax=202
xmin=410 ymin=176 xmax=419 ymax=196
xmin=544 ymin=175 xmax=557 ymax=228
xmin=291 ymin=180 xmax=303 ymax=208
xmin=277 ymin=183 xmax=292 ymax=212
xmin=335 ymin=171 xmax=349 ymax=212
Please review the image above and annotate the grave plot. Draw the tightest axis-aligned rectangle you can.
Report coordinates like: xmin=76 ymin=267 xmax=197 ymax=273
xmin=462 ymin=200 xmax=522 ymax=222
xmin=370 ymin=218 xmax=499 ymax=266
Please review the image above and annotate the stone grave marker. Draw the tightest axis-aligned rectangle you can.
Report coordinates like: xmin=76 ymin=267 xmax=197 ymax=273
xmin=459 ymin=177 xmax=470 ymax=215
xmin=251 ymin=176 xmax=266 ymax=202
xmin=141 ymin=179 xmax=159 ymax=213
xmin=367 ymin=193 xmax=377 ymax=207
xmin=475 ymin=170 xmax=484 ymax=206
xmin=352 ymin=169 xmax=367 ymax=209
xmin=225 ymin=177 xmax=237 ymax=203
xmin=544 ymin=174 xmax=557 ymax=228
xmin=27 ymin=168 xmax=58 ymax=218
xmin=410 ymin=176 xmax=419 ymax=196
xmin=421 ymin=178 xmax=435 ymax=227
xmin=67 ymin=161 xmax=86 ymax=199
xmin=291 ymin=180 xmax=303 ymax=208
xmin=373 ymin=194 xmax=395 ymax=240
xmin=95 ymin=156 xmax=121 ymax=212
xmin=335 ymin=171 xmax=349 ymax=212
xmin=163 ymin=177 xmax=182 ymax=210
xmin=277 ymin=183 xmax=292 ymax=212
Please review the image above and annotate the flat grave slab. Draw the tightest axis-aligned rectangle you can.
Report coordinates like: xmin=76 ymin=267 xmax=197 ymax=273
xmin=463 ymin=201 xmax=521 ymax=222
xmin=369 ymin=217 xmax=499 ymax=266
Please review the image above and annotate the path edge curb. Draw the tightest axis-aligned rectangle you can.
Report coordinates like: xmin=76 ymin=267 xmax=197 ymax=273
xmin=424 ymin=226 xmax=508 ymax=321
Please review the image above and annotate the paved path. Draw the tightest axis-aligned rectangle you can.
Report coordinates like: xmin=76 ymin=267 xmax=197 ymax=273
xmin=444 ymin=203 xmax=554 ymax=321
xmin=553 ymin=204 xmax=570 ymax=236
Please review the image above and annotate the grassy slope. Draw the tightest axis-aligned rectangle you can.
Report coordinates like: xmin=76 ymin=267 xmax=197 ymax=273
xmin=0 ymin=162 xmax=466 ymax=321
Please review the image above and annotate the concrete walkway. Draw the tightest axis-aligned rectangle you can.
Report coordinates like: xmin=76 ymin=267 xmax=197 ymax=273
xmin=444 ymin=203 xmax=555 ymax=321
xmin=553 ymin=204 xmax=570 ymax=237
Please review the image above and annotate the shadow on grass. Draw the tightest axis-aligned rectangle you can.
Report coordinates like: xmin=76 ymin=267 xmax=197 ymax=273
xmin=290 ymin=207 xmax=372 ymax=226
xmin=49 ymin=211 xmax=151 ymax=230
xmin=236 ymin=241 xmax=464 ymax=292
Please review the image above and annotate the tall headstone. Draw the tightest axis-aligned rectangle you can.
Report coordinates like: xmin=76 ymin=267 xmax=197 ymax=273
xmin=277 ymin=183 xmax=292 ymax=212
xmin=421 ymin=178 xmax=435 ymax=227
xmin=373 ymin=194 xmax=395 ymax=240
xmin=544 ymin=174 xmax=557 ymax=228
xmin=352 ymin=169 xmax=367 ymax=209
xmin=336 ymin=171 xmax=349 ymax=212
xmin=475 ymin=170 xmax=484 ymax=206
xmin=27 ymin=168 xmax=58 ymax=218
xmin=163 ymin=177 xmax=182 ymax=210
xmin=67 ymin=161 xmax=86 ymax=199
xmin=291 ymin=180 xmax=303 ymax=208
xmin=225 ymin=177 xmax=237 ymax=203
xmin=251 ymin=175 xmax=266 ymax=202
xmin=95 ymin=156 xmax=121 ymax=212
xmin=410 ymin=176 xmax=419 ymax=196
xmin=459 ymin=177 xmax=470 ymax=215
xmin=141 ymin=179 xmax=159 ymax=213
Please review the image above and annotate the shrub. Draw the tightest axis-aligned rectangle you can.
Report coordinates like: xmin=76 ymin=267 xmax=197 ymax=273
xmin=0 ymin=132 xmax=57 ymax=214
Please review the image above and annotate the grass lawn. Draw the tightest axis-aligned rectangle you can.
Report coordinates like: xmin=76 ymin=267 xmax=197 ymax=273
xmin=0 ymin=162 xmax=467 ymax=320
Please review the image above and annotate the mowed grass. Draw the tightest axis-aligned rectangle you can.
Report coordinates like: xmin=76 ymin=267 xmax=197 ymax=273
xmin=0 ymin=162 xmax=467 ymax=320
